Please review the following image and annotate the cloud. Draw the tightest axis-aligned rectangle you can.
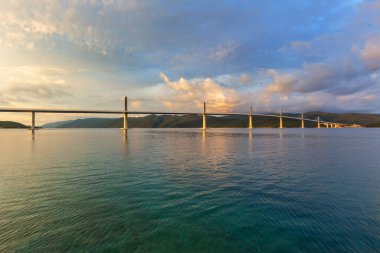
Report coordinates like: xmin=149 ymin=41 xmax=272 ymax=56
xmin=290 ymin=41 xmax=310 ymax=50
xmin=1 ymin=0 xmax=380 ymax=117
xmin=0 ymin=65 xmax=72 ymax=106
xmin=159 ymin=73 xmax=191 ymax=91
xmin=279 ymin=41 xmax=310 ymax=52
xmin=3 ymin=80 xmax=71 ymax=101
xmin=360 ymin=36 xmax=380 ymax=71
xmin=0 ymin=66 xmax=69 ymax=77
xmin=207 ymin=41 xmax=239 ymax=61
xmin=0 ymin=1 xmax=361 ymax=77
xmin=159 ymin=73 xmax=242 ymax=112
xmin=265 ymin=59 xmax=376 ymax=97
xmin=240 ymin=73 xmax=252 ymax=85
xmin=262 ymin=0 xmax=380 ymax=102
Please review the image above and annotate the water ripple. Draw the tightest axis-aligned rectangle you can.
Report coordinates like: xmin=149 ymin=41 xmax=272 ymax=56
xmin=0 ymin=128 xmax=379 ymax=252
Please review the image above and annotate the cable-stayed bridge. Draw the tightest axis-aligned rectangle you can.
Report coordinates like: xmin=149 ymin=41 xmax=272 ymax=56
xmin=0 ymin=97 xmax=356 ymax=130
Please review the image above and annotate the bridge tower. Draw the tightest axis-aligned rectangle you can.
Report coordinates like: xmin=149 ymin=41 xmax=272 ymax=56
xmin=31 ymin=111 xmax=36 ymax=130
xmin=123 ymin=96 xmax=128 ymax=130
xmin=317 ymin=115 xmax=321 ymax=128
xmin=249 ymin=105 xmax=253 ymax=129
xmin=202 ymin=102 xmax=206 ymax=130
xmin=301 ymin=113 xmax=305 ymax=128
xmin=279 ymin=109 xmax=283 ymax=129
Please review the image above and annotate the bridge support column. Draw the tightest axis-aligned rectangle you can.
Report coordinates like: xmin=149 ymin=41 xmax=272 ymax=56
xmin=202 ymin=102 xmax=206 ymax=130
xmin=123 ymin=96 xmax=128 ymax=130
xmin=301 ymin=113 xmax=305 ymax=128
xmin=31 ymin=111 xmax=35 ymax=130
xmin=123 ymin=113 xmax=128 ymax=130
xmin=279 ymin=109 xmax=283 ymax=129
xmin=317 ymin=116 xmax=321 ymax=128
xmin=249 ymin=105 xmax=253 ymax=129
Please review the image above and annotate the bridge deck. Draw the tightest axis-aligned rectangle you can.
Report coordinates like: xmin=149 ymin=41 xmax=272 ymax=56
xmin=0 ymin=107 xmax=343 ymax=125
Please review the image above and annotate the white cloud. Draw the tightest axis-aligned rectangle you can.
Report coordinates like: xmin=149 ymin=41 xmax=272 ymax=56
xmin=159 ymin=73 xmax=242 ymax=112
xmin=0 ymin=65 xmax=72 ymax=105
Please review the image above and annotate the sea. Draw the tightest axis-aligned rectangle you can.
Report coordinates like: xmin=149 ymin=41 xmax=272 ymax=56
xmin=0 ymin=128 xmax=379 ymax=252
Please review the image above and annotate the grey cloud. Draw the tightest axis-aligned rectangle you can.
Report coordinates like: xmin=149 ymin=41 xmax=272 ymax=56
xmin=0 ymin=0 xmax=363 ymax=77
xmin=266 ymin=58 xmax=377 ymax=96
xmin=263 ymin=0 xmax=380 ymax=103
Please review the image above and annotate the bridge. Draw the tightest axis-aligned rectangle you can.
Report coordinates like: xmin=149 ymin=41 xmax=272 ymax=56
xmin=0 ymin=97 xmax=352 ymax=130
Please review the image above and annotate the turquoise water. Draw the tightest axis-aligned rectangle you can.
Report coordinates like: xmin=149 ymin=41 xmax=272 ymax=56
xmin=0 ymin=129 xmax=379 ymax=252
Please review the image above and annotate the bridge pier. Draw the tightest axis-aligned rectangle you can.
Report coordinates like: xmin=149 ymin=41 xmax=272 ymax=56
xmin=31 ymin=111 xmax=35 ymax=130
xmin=279 ymin=109 xmax=283 ymax=129
xmin=317 ymin=116 xmax=321 ymax=128
xmin=123 ymin=96 xmax=128 ymax=130
xmin=202 ymin=102 xmax=206 ymax=130
xmin=249 ymin=105 xmax=253 ymax=129
xmin=301 ymin=113 xmax=305 ymax=128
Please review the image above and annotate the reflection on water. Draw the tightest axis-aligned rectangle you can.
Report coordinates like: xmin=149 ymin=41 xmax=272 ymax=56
xmin=1 ymin=128 xmax=380 ymax=252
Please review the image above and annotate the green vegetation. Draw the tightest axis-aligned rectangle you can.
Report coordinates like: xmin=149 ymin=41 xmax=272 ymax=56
xmin=366 ymin=122 xmax=380 ymax=128
xmin=303 ymin=112 xmax=380 ymax=125
xmin=0 ymin=121 xmax=28 ymax=128
xmin=3 ymin=112 xmax=380 ymax=129
xmin=41 ymin=114 xmax=321 ymax=128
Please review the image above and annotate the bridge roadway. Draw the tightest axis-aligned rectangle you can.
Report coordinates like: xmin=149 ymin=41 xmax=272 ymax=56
xmin=0 ymin=107 xmax=341 ymax=126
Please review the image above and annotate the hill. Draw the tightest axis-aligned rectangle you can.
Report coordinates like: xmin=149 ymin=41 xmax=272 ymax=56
xmin=0 ymin=121 xmax=28 ymax=128
xmin=42 ymin=120 xmax=75 ymax=128
xmin=303 ymin=112 xmax=380 ymax=125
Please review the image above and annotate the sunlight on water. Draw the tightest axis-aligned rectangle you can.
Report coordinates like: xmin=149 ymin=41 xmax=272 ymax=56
xmin=1 ymin=129 xmax=380 ymax=252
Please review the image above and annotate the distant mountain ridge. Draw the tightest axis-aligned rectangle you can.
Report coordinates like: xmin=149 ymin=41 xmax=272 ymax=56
xmin=40 ymin=112 xmax=380 ymax=128
xmin=2 ymin=112 xmax=380 ymax=129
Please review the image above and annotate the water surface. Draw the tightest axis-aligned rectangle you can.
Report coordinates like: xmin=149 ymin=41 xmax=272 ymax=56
xmin=1 ymin=129 xmax=379 ymax=252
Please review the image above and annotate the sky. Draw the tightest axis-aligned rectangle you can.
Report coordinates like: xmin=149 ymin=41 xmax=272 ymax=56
xmin=1 ymin=0 xmax=380 ymax=124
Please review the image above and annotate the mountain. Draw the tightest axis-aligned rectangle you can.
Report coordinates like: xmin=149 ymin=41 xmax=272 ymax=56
xmin=304 ymin=112 xmax=380 ymax=126
xmin=42 ymin=120 xmax=75 ymax=128
xmin=41 ymin=112 xmax=379 ymax=128
xmin=0 ymin=121 xmax=28 ymax=128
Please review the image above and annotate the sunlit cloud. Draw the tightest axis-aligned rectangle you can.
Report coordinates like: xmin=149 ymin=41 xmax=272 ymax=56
xmin=360 ymin=36 xmax=380 ymax=71
xmin=159 ymin=73 xmax=242 ymax=112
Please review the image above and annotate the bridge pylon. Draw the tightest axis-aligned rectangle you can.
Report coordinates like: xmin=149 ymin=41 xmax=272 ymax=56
xmin=279 ymin=109 xmax=283 ymax=129
xmin=202 ymin=102 xmax=206 ymax=130
xmin=301 ymin=113 xmax=305 ymax=128
xmin=31 ymin=111 xmax=36 ymax=130
xmin=249 ymin=105 xmax=253 ymax=129
xmin=123 ymin=96 xmax=128 ymax=130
